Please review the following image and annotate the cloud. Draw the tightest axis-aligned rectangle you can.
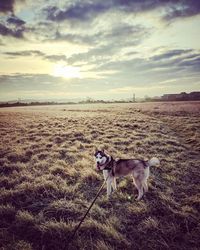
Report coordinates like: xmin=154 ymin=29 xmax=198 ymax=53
xmin=149 ymin=49 xmax=200 ymax=72
xmin=0 ymin=0 xmax=25 ymax=14
xmin=163 ymin=0 xmax=200 ymax=21
xmin=7 ymin=15 xmax=26 ymax=26
xmin=0 ymin=22 xmax=25 ymax=38
xmin=4 ymin=50 xmax=45 ymax=57
xmin=67 ymin=23 xmax=150 ymax=66
xmin=0 ymin=73 xmax=65 ymax=101
xmin=91 ymin=49 xmax=200 ymax=87
xmin=44 ymin=1 xmax=110 ymax=22
xmin=52 ymin=30 xmax=98 ymax=45
xmin=43 ymin=0 xmax=200 ymax=24
xmin=3 ymin=49 xmax=68 ymax=64
xmin=17 ymin=22 xmax=148 ymax=69
xmin=0 ymin=13 xmax=26 ymax=39
xmin=44 ymin=0 xmax=164 ymax=23
xmin=0 ymin=0 xmax=15 ymax=13
xmin=0 ymin=74 xmax=61 ymax=91
xmin=115 ymin=0 xmax=200 ymax=21
xmin=150 ymin=49 xmax=193 ymax=61
xmin=178 ymin=55 xmax=200 ymax=71
xmin=44 ymin=54 xmax=67 ymax=62
xmin=0 ymin=73 xmax=111 ymax=100
xmin=0 ymin=40 xmax=4 ymax=46
xmin=1 ymin=0 xmax=196 ymax=45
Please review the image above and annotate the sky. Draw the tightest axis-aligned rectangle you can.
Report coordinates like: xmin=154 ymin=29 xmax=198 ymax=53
xmin=0 ymin=0 xmax=200 ymax=101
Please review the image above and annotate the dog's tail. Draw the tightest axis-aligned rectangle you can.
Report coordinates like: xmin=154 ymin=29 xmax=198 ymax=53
xmin=148 ymin=157 xmax=160 ymax=167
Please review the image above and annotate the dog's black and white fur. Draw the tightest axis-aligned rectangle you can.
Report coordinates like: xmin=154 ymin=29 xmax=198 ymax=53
xmin=94 ymin=149 xmax=160 ymax=200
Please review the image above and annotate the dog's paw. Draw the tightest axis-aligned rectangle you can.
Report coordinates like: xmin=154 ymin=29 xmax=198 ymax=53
xmin=135 ymin=195 xmax=143 ymax=201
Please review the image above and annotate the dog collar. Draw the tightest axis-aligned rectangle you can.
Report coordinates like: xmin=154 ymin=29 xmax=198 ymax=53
xmin=103 ymin=157 xmax=115 ymax=175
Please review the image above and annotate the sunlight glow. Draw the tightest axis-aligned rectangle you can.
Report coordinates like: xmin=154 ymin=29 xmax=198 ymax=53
xmin=53 ymin=64 xmax=80 ymax=78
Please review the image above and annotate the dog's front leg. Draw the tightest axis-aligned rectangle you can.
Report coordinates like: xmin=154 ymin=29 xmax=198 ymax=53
xmin=103 ymin=170 xmax=112 ymax=197
xmin=106 ymin=179 xmax=112 ymax=197
xmin=103 ymin=170 xmax=109 ymax=181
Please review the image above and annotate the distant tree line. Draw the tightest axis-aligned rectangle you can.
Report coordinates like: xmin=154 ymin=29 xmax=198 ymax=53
xmin=0 ymin=99 xmax=133 ymax=108
xmin=0 ymin=91 xmax=199 ymax=108
xmin=0 ymin=101 xmax=74 ymax=108
xmin=79 ymin=97 xmax=133 ymax=104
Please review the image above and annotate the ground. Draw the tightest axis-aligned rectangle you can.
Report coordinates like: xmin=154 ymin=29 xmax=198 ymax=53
xmin=0 ymin=102 xmax=200 ymax=250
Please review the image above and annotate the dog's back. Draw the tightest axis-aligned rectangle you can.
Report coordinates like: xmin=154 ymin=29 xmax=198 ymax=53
xmin=114 ymin=159 xmax=148 ymax=177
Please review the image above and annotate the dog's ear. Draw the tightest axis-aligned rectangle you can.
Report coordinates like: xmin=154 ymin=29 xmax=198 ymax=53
xmin=102 ymin=148 xmax=110 ymax=156
xmin=99 ymin=147 xmax=105 ymax=154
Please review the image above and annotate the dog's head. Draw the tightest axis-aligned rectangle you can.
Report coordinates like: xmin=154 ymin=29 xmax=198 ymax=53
xmin=94 ymin=148 xmax=109 ymax=171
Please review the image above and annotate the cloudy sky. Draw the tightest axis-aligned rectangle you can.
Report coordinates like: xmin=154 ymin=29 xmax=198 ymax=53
xmin=0 ymin=0 xmax=200 ymax=101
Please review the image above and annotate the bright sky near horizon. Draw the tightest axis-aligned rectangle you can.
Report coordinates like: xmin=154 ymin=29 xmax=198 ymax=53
xmin=0 ymin=0 xmax=200 ymax=101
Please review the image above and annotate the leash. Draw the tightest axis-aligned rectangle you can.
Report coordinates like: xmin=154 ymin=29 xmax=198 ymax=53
xmin=68 ymin=176 xmax=108 ymax=246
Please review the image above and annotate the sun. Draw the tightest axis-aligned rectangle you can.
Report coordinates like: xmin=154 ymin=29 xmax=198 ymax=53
xmin=52 ymin=64 xmax=80 ymax=78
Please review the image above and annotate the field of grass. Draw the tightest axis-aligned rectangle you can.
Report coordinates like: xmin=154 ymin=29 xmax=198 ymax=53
xmin=0 ymin=102 xmax=200 ymax=250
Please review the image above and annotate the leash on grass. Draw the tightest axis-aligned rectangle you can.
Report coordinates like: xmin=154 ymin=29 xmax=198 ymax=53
xmin=68 ymin=176 xmax=108 ymax=244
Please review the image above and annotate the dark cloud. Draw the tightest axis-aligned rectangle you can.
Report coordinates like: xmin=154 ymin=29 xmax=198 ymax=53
xmin=94 ymin=49 xmax=200 ymax=78
xmin=44 ymin=54 xmax=66 ymax=62
xmin=44 ymin=2 xmax=109 ymax=22
xmin=115 ymin=0 xmax=200 ymax=20
xmin=7 ymin=15 xmax=26 ymax=26
xmin=153 ymin=52 xmax=200 ymax=73
xmin=44 ymin=0 xmax=159 ymax=22
xmin=43 ymin=0 xmax=200 ymax=24
xmin=0 ymin=23 xmax=25 ymax=38
xmin=115 ymin=0 xmax=166 ymax=13
xmin=149 ymin=50 xmax=200 ymax=73
xmin=106 ymin=24 xmax=144 ymax=39
xmin=0 ymin=0 xmax=15 ymax=13
xmin=4 ymin=50 xmax=45 ymax=57
xmin=116 ymin=0 xmax=200 ymax=20
xmin=3 ymin=49 xmax=67 ymax=63
xmin=164 ymin=0 xmax=200 ymax=21
xmin=0 ymin=0 xmax=25 ymax=14
xmin=0 ymin=13 xmax=25 ymax=39
xmin=150 ymin=49 xmax=193 ymax=61
xmin=53 ymin=30 xmax=98 ymax=45
xmin=178 ymin=56 xmax=200 ymax=71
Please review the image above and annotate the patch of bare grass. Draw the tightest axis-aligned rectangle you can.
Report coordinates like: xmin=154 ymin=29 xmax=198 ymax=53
xmin=0 ymin=103 xmax=199 ymax=249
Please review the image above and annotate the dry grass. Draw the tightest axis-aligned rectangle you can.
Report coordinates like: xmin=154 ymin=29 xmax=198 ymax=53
xmin=0 ymin=102 xmax=200 ymax=250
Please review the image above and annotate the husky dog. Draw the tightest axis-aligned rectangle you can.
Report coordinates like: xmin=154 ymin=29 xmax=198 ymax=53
xmin=94 ymin=149 xmax=160 ymax=200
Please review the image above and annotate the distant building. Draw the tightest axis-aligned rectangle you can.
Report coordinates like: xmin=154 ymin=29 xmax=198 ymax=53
xmin=162 ymin=94 xmax=179 ymax=101
xmin=189 ymin=91 xmax=200 ymax=100
xmin=161 ymin=91 xmax=200 ymax=101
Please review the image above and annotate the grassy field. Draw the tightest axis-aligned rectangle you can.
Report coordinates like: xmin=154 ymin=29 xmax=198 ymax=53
xmin=0 ymin=102 xmax=200 ymax=250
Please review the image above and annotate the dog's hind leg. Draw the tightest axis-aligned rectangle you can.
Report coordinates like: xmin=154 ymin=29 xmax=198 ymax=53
xmin=134 ymin=179 xmax=144 ymax=200
xmin=112 ymin=177 xmax=117 ymax=191
xmin=143 ymin=180 xmax=148 ymax=193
